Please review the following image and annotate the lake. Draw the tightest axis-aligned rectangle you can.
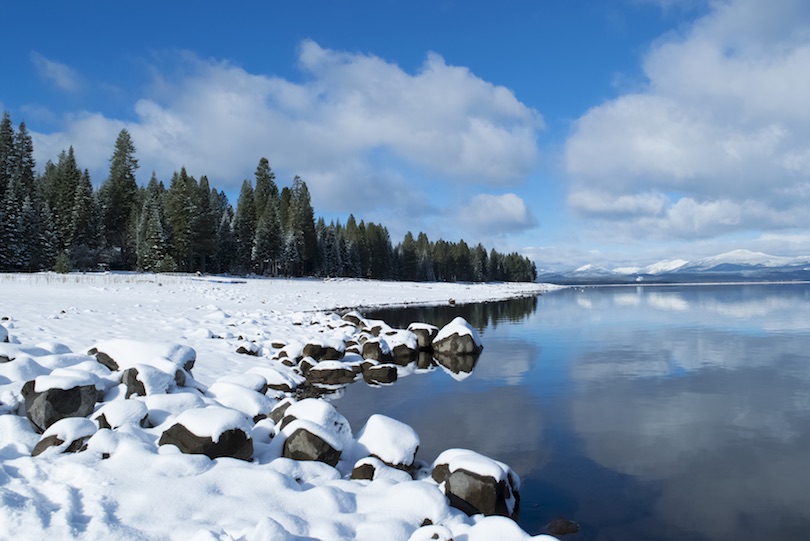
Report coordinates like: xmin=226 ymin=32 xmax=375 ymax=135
xmin=331 ymin=283 xmax=810 ymax=540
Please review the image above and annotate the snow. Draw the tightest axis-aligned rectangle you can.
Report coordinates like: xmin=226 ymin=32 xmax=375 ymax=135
xmin=355 ymin=414 xmax=420 ymax=467
xmin=0 ymin=272 xmax=557 ymax=540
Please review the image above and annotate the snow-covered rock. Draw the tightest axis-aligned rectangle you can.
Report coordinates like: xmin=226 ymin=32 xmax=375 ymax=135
xmin=91 ymin=339 xmax=196 ymax=372
xmin=407 ymin=322 xmax=439 ymax=351
xmin=433 ymin=317 xmax=483 ymax=355
xmin=31 ymin=417 xmax=97 ymax=456
xmin=158 ymin=406 xmax=254 ymax=460
xmin=355 ymin=414 xmax=420 ymax=469
xmin=21 ymin=374 xmax=99 ymax=433
xmin=432 ymin=448 xmax=520 ymax=518
xmin=94 ymin=399 xmax=149 ymax=429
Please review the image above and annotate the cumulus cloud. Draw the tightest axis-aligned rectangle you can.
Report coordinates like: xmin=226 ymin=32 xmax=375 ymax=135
xmin=31 ymin=42 xmax=542 ymax=224
xmin=456 ymin=193 xmax=538 ymax=236
xmin=30 ymin=52 xmax=82 ymax=92
xmin=565 ymin=0 xmax=810 ymax=241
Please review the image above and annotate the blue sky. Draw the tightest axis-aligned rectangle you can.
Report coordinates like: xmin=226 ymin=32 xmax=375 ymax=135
xmin=3 ymin=0 xmax=810 ymax=270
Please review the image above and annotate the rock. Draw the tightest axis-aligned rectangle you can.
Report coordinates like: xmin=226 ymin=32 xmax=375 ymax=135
xmin=22 ymin=377 xmax=98 ymax=433
xmin=248 ymin=365 xmax=305 ymax=393
xmin=355 ymin=414 xmax=420 ymax=469
xmin=432 ymin=449 xmax=520 ymax=518
xmin=94 ymin=400 xmax=149 ymax=429
xmin=31 ymin=417 xmax=97 ymax=457
xmin=91 ymin=339 xmax=196 ymax=373
xmin=121 ymin=365 xmax=174 ymax=398
xmin=341 ymin=311 xmax=365 ymax=327
xmin=351 ymin=456 xmax=413 ymax=483
xmin=432 ymin=317 xmax=483 ymax=355
xmin=407 ymin=323 xmax=439 ymax=351
xmin=279 ymin=399 xmax=352 ymax=466
xmin=547 ymin=517 xmax=580 ymax=536
xmin=362 ymin=338 xmax=393 ymax=363
xmin=158 ymin=407 xmax=254 ymax=461
xmin=362 ymin=363 xmax=398 ymax=385
xmin=305 ymin=361 xmax=357 ymax=385
xmin=206 ymin=382 xmax=275 ymax=422
xmin=282 ymin=426 xmax=341 ymax=467
xmin=236 ymin=341 xmax=261 ymax=356
xmin=302 ymin=340 xmax=345 ymax=361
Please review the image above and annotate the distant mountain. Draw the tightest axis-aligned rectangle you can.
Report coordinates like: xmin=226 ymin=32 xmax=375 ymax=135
xmin=539 ymin=249 xmax=810 ymax=284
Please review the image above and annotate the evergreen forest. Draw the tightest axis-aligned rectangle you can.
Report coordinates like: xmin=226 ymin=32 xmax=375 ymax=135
xmin=0 ymin=112 xmax=537 ymax=282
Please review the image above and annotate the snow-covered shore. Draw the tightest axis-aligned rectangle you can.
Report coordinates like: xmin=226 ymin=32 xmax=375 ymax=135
xmin=0 ymin=273 xmax=561 ymax=540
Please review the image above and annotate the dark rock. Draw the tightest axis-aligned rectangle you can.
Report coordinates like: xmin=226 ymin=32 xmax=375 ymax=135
xmin=158 ymin=424 xmax=253 ymax=461
xmin=362 ymin=339 xmax=393 ymax=363
xmin=547 ymin=517 xmax=580 ymax=536
xmin=236 ymin=342 xmax=260 ymax=356
xmin=433 ymin=465 xmax=519 ymax=518
xmin=298 ymin=357 xmax=318 ymax=375
xmin=31 ymin=434 xmax=91 ymax=457
xmin=432 ymin=319 xmax=483 ymax=355
xmin=268 ymin=401 xmax=293 ymax=424
xmin=122 ymin=368 xmax=147 ymax=398
xmin=21 ymin=381 xmax=97 ymax=433
xmin=302 ymin=343 xmax=344 ymax=361
xmin=407 ymin=324 xmax=439 ymax=351
xmin=94 ymin=351 xmax=119 ymax=371
xmin=342 ymin=312 xmax=364 ymax=327
xmin=282 ymin=427 xmax=341 ymax=466
xmin=362 ymin=364 xmax=398 ymax=385
xmin=351 ymin=462 xmax=376 ymax=480
xmin=306 ymin=365 xmax=357 ymax=385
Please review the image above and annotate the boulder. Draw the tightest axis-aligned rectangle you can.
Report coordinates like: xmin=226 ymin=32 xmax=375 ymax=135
xmin=282 ymin=426 xmax=341 ymax=467
xmin=362 ymin=363 xmax=398 ymax=385
xmin=32 ymin=417 xmax=97 ymax=457
xmin=306 ymin=362 xmax=357 ymax=385
xmin=90 ymin=339 xmax=196 ymax=373
xmin=432 ymin=449 xmax=520 ymax=518
xmin=432 ymin=317 xmax=483 ymax=355
xmin=547 ymin=517 xmax=580 ymax=536
xmin=94 ymin=400 xmax=149 ymax=430
xmin=22 ymin=376 xmax=98 ymax=433
xmin=355 ymin=414 xmax=419 ymax=470
xmin=206 ymin=382 xmax=275 ymax=422
xmin=121 ymin=365 xmax=174 ymax=398
xmin=302 ymin=340 xmax=345 ymax=361
xmin=362 ymin=338 xmax=393 ymax=363
xmin=279 ymin=399 xmax=352 ymax=466
xmin=158 ymin=407 xmax=254 ymax=461
xmin=341 ymin=311 xmax=365 ymax=327
xmin=235 ymin=341 xmax=261 ymax=356
xmin=407 ymin=323 xmax=439 ymax=351
xmin=351 ymin=456 xmax=413 ymax=483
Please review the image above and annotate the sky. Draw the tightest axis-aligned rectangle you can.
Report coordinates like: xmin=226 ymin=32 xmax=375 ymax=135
xmin=2 ymin=0 xmax=810 ymax=271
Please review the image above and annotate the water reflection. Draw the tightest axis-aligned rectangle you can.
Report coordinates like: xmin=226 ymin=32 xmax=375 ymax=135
xmin=338 ymin=284 xmax=810 ymax=540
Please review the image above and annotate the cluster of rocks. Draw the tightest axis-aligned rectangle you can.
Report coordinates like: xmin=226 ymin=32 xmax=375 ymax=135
xmin=234 ymin=312 xmax=485 ymax=398
xmin=0 ymin=311 xmax=522 ymax=523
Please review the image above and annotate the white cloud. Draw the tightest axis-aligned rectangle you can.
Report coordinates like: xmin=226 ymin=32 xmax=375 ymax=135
xmin=565 ymin=0 xmax=810 ymax=241
xmin=30 ymin=52 xmax=82 ymax=92
xmin=456 ymin=193 xmax=537 ymax=236
xmin=30 ymin=42 xmax=542 ymax=231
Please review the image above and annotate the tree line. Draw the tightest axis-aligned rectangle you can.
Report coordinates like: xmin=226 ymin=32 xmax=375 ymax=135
xmin=0 ymin=112 xmax=537 ymax=282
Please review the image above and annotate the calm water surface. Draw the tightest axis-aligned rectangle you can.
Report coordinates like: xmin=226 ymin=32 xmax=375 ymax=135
xmin=331 ymin=284 xmax=810 ymax=540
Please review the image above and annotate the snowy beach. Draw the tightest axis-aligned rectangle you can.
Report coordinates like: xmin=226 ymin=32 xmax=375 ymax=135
xmin=0 ymin=273 xmax=560 ymax=540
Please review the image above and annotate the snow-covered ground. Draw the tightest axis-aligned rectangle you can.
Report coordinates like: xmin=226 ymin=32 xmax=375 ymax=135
xmin=0 ymin=273 xmax=560 ymax=541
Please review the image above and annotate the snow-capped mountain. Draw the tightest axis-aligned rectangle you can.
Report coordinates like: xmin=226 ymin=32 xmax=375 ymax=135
xmin=540 ymin=250 xmax=810 ymax=283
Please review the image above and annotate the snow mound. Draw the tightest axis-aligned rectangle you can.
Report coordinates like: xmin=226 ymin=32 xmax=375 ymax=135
xmin=356 ymin=414 xmax=420 ymax=468
xmin=171 ymin=406 xmax=254 ymax=442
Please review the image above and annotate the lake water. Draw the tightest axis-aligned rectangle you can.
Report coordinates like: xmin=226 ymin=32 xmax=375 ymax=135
xmin=331 ymin=283 xmax=810 ymax=540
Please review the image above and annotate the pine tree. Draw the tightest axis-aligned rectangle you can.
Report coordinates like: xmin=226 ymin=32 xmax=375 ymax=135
xmin=253 ymin=158 xmax=278 ymax=221
xmin=233 ymin=180 xmax=257 ymax=274
xmin=12 ymin=121 xmax=36 ymax=202
xmin=0 ymin=111 xmax=14 ymax=201
xmin=164 ymin=167 xmax=199 ymax=272
xmin=98 ymin=129 xmax=139 ymax=268
xmin=193 ymin=175 xmax=217 ymax=273
xmin=137 ymin=174 xmax=173 ymax=272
